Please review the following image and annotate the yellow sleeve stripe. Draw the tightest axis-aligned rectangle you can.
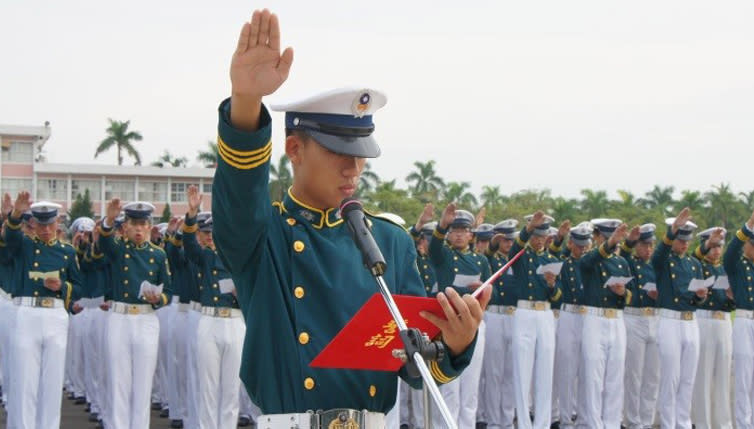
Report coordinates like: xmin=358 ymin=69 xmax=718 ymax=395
xmin=182 ymin=223 xmax=199 ymax=234
xmin=433 ymin=229 xmax=446 ymax=240
xmin=5 ymin=220 xmax=21 ymax=230
xmin=218 ymin=138 xmax=271 ymax=164
xmin=160 ymin=293 xmax=168 ymax=306
xmin=550 ymin=288 xmax=562 ymax=302
xmin=99 ymin=226 xmax=114 ymax=237
xmin=429 ymin=360 xmax=454 ymax=384
xmin=694 ymin=246 xmax=704 ymax=260
xmin=64 ymin=282 xmax=73 ymax=309
xmin=219 ymin=143 xmax=272 ymax=170
xmin=625 ymin=289 xmax=633 ymax=306
xmin=599 ymin=244 xmax=611 ymax=259
xmin=91 ymin=250 xmax=104 ymax=259
xmin=620 ymin=242 xmax=633 ymax=254
xmin=516 ymin=236 xmax=526 ymax=247
xmin=549 ymin=243 xmax=562 ymax=253
xmin=737 ymin=229 xmax=748 ymax=242
xmin=662 ymin=236 xmax=673 ymax=246
xmin=217 ymin=135 xmax=271 ymax=157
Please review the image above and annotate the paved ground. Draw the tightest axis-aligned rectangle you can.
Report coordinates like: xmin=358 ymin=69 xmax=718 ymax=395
xmin=1 ymin=394 xmax=177 ymax=428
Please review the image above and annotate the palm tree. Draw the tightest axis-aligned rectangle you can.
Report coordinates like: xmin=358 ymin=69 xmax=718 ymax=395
xmin=405 ymin=161 xmax=445 ymax=198
xmin=480 ymin=185 xmax=504 ymax=210
xmin=443 ymin=181 xmax=478 ymax=209
xmin=580 ymin=189 xmax=610 ymax=219
xmin=151 ymin=150 xmax=188 ymax=168
xmin=704 ymin=183 xmax=739 ymax=228
xmin=674 ymin=190 xmax=705 ymax=213
xmin=739 ymin=190 xmax=754 ymax=210
xmin=95 ymin=119 xmax=143 ymax=165
xmin=269 ymin=155 xmax=292 ymax=201
xmin=359 ymin=162 xmax=380 ymax=194
xmin=197 ymin=140 xmax=218 ymax=168
xmin=616 ymin=190 xmax=636 ymax=208
xmin=643 ymin=185 xmax=675 ymax=215
xmin=550 ymin=197 xmax=580 ymax=223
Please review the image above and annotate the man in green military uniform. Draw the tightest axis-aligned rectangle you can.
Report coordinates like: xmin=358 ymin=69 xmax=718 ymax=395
xmin=726 ymin=208 xmax=754 ymax=428
xmin=429 ymin=205 xmax=491 ymax=428
xmin=410 ymin=203 xmax=438 ymax=297
xmin=691 ymin=227 xmax=733 ymax=429
xmin=3 ymin=193 xmax=82 ymax=429
xmin=212 ymin=8 xmax=487 ymax=428
xmin=97 ymin=199 xmax=172 ymax=429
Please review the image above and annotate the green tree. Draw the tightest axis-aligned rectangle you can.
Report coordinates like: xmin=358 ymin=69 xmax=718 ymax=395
xmin=550 ymin=197 xmax=580 ymax=223
xmin=643 ymin=185 xmax=675 ymax=215
xmin=480 ymin=185 xmax=504 ymax=210
xmin=704 ymin=183 xmax=740 ymax=229
xmin=269 ymin=154 xmax=293 ymax=201
xmin=442 ymin=181 xmax=478 ymax=209
xmin=739 ymin=190 xmax=754 ymax=210
xmin=579 ymin=189 xmax=610 ymax=219
xmin=674 ymin=190 xmax=705 ymax=214
xmin=197 ymin=140 xmax=218 ymax=168
xmin=405 ymin=160 xmax=445 ymax=199
xmin=95 ymin=118 xmax=143 ymax=165
xmin=151 ymin=150 xmax=188 ymax=168
xmin=359 ymin=162 xmax=380 ymax=195
xmin=159 ymin=203 xmax=172 ymax=223
xmin=67 ymin=189 xmax=95 ymax=221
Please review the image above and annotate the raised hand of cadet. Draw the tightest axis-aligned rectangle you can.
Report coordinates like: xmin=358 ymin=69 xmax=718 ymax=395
xmin=474 ymin=207 xmax=486 ymax=228
xmin=557 ymin=220 xmax=571 ymax=241
xmin=706 ymin=228 xmax=725 ymax=246
xmin=105 ymin=198 xmax=122 ymax=225
xmin=608 ymin=224 xmax=629 ymax=248
xmin=672 ymin=207 xmax=691 ymax=234
xmin=187 ymin=185 xmax=203 ymax=217
xmin=415 ymin=203 xmax=434 ymax=230
xmin=526 ymin=211 xmax=546 ymax=232
xmin=167 ymin=217 xmax=179 ymax=234
xmin=2 ymin=193 xmax=12 ymax=215
xmin=72 ymin=231 xmax=82 ymax=248
xmin=420 ymin=286 xmax=491 ymax=357
xmin=12 ymin=190 xmax=31 ymax=218
xmin=44 ymin=277 xmax=62 ymax=292
xmin=439 ymin=203 xmax=457 ymax=229
xmin=627 ymin=225 xmax=640 ymax=243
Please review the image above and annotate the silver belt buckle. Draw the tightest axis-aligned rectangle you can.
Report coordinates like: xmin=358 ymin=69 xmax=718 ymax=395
xmin=318 ymin=409 xmax=363 ymax=429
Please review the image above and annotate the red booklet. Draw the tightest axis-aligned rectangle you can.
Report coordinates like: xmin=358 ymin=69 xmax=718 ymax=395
xmin=309 ymin=294 xmax=445 ymax=372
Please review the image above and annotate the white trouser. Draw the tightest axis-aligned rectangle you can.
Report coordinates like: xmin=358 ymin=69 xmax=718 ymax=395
xmin=410 ymin=381 xmax=426 ymax=428
xmin=657 ymin=315 xmax=699 ymax=429
xmin=168 ymin=308 xmax=188 ymax=421
xmin=577 ymin=313 xmax=626 ymax=429
xmin=184 ymin=308 xmax=202 ymax=428
xmin=239 ymin=382 xmax=261 ymax=420
xmin=551 ymin=314 xmax=559 ymax=424
xmin=483 ymin=311 xmax=516 ymax=428
xmin=432 ymin=377 xmax=460 ymax=427
xmin=154 ymin=304 xmax=173 ymax=407
xmin=456 ymin=320 xmax=485 ymax=428
xmin=107 ymin=311 xmax=160 ymax=429
xmin=196 ymin=314 xmax=245 ymax=429
xmin=98 ymin=308 xmax=112 ymax=427
xmin=68 ymin=309 xmax=86 ymax=397
xmin=385 ymin=376 xmax=400 ymax=429
xmin=734 ymin=316 xmax=754 ymax=429
xmin=513 ymin=308 xmax=555 ymax=429
xmin=692 ymin=314 xmax=732 ymax=429
xmin=623 ymin=313 xmax=659 ymax=429
xmin=555 ymin=310 xmax=582 ymax=428
xmin=0 ymin=294 xmax=16 ymax=404
xmin=399 ymin=379 xmax=411 ymax=426
xmin=85 ymin=304 xmax=104 ymax=416
xmin=7 ymin=305 xmax=69 ymax=429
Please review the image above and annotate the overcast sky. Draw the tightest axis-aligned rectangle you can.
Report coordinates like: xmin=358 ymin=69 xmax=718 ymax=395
xmin=2 ymin=0 xmax=753 ymax=199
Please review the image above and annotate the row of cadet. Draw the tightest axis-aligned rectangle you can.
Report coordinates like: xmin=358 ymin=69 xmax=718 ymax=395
xmin=391 ymin=202 xmax=754 ymax=429
xmin=0 ymin=188 xmax=261 ymax=429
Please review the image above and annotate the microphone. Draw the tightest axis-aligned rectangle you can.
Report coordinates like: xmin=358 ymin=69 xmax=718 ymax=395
xmin=339 ymin=197 xmax=387 ymax=276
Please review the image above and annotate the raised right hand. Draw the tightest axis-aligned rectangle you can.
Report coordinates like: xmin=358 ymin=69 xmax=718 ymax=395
xmin=12 ymin=191 xmax=31 ymax=218
xmin=106 ymin=198 xmax=122 ymax=224
xmin=672 ymin=207 xmax=691 ymax=235
xmin=415 ymin=203 xmax=434 ymax=230
xmin=187 ymin=185 xmax=203 ymax=216
xmin=439 ymin=203 xmax=456 ymax=230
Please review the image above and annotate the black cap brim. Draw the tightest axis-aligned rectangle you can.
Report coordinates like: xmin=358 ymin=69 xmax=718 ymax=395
xmin=308 ymin=130 xmax=381 ymax=158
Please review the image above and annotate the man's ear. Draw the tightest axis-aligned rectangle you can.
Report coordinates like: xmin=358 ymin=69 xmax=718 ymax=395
xmin=286 ymin=135 xmax=304 ymax=166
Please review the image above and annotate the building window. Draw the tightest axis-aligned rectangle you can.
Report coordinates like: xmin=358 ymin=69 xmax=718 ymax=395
xmin=105 ymin=180 xmax=135 ymax=201
xmin=202 ymin=183 xmax=213 ymax=194
xmin=1 ymin=141 xmax=34 ymax=163
xmin=37 ymin=178 xmax=68 ymax=201
xmin=1 ymin=178 xmax=32 ymax=197
xmin=170 ymin=182 xmax=195 ymax=202
xmin=71 ymin=179 xmax=101 ymax=200
xmin=139 ymin=181 xmax=167 ymax=202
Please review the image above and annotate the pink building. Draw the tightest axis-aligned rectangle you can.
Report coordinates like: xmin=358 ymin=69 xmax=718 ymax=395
xmin=1 ymin=123 xmax=215 ymax=221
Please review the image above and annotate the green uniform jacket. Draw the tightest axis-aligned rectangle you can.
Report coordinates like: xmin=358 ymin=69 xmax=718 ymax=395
xmin=211 ymin=100 xmax=473 ymax=414
xmin=619 ymin=243 xmax=657 ymax=308
xmin=181 ymin=217 xmax=239 ymax=308
xmin=560 ymin=254 xmax=585 ymax=306
xmin=651 ymin=229 xmax=704 ymax=311
xmin=693 ymin=245 xmax=733 ymax=312
xmin=3 ymin=217 xmax=81 ymax=309
xmin=580 ymin=243 xmax=632 ymax=309
xmin=165 ymin=233 xmax=199 ymax=304
xmin=97 ymin=228 xmax=172 ymax=307
xmin=724 ymin=225 xmax=754 ymax=310
xmin=509 ymin=228 xmax=563 ymax=303
xmin=486 ymin=251 xmax=517 ymax=306
xmin=429 ymin=226 xmax=492 ymax=295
